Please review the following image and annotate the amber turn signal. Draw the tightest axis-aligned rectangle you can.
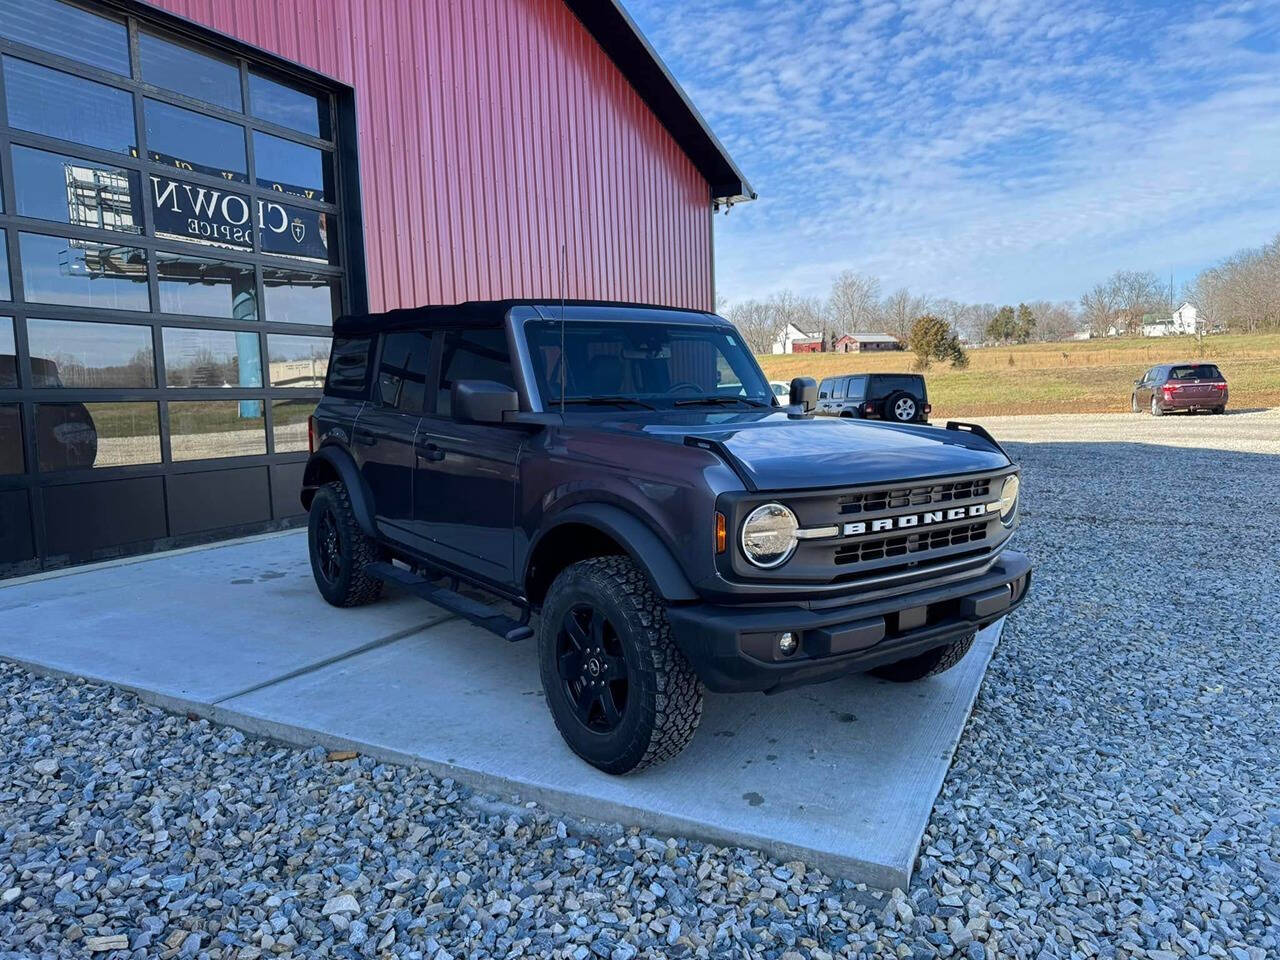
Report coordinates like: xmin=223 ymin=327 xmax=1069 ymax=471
xmin=715 ymin=511 xmax=727 ymax=554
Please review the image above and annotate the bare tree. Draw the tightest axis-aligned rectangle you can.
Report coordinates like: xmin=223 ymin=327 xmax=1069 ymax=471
xmin=724 ymin=299 xmax=783 ymax=354
xmin=1188 ymin=233 xmax=1280 ymax=333
xmin=1024 ymin=300 xmax=1081 ymax=341
xmin=768 ymin=290 xmax=824 ymax=342
xmin=827 ymin=271 xmax=882 ymax=335
xmin=1079 ymin=278 xmax=1122 ymax=336
xmin=1115 ymin=270 xmax=1166 ymax=330
xmin=880 ymin=288 xmax=932 ymax=340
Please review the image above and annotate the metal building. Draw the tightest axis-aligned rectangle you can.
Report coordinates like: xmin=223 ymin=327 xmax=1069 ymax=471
xmin=0 ymin=0 xmax=752 ymax=575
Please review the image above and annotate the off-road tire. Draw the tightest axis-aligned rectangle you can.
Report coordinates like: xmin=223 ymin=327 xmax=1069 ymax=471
xmin=308 ymin=481 xmax=384 ymax=607
xmin=883 ymin=390 xmax=919 ymax=423
xmin=870 ymin=631 xmax=975 ymax=682
xmin=538 ymin=556 xmax=703 ymax=774
xmin=1150 ymin=396 xmax=1163 ymax=417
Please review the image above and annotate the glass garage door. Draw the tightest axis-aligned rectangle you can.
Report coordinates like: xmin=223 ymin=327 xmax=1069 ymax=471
xmin=0 ymin=0 xmax=358 ymax=574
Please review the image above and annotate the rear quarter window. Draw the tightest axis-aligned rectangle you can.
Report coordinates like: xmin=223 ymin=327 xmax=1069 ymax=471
xmin=325 ymin=336 xmax=373 ymax=397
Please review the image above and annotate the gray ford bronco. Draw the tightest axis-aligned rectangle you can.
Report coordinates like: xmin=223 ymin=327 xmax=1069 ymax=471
xmin=302 ymin=300 xmax=1031 ymax=773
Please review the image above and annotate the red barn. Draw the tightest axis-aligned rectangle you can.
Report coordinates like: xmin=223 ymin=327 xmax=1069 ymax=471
xmin=0 ymin=0 xmax=752 ymax=574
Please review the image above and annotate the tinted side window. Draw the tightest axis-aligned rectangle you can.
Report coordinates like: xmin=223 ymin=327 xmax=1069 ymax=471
xmin=845 ymin=376 xmax=868 ymax=401
xmin=818 ymin=379 xmax=832 ymax=399
xmin=326 ymin=337 xmax=372 ymax=396
xmin=831 ymin=378 xmax=846 ymax=399
xmin=437 ymin=328 xmax=513 ymax=417
xmin=376 ymin=331 xmax=433 ymax=412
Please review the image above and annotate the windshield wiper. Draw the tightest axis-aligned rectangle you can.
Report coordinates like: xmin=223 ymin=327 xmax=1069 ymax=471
xmin=560 ymin=395 xmax=657 ymax=410
xmin=673 ymin=395 xmax=771 ymax=408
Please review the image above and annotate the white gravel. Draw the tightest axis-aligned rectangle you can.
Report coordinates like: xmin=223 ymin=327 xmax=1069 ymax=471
xmin=969 ymin=407 xmax=1280 ymax=454
xmin=2 ymin=428 xmax=1278 ymax=958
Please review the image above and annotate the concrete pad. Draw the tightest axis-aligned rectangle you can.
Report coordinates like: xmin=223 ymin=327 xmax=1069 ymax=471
xmin=1 ymin=530 xmax=1001 ymax=887
xmin=0 ymin=531 xmax=450 ymax=705
xmin=225 ymin=615 xmax=1000 ymax=888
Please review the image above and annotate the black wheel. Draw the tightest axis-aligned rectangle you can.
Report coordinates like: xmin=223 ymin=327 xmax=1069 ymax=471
xmin=538 ymin=556 xmax=703 ymax=774
xmin=308 ymin=481 xmax=384 ymax=607
xmin=1214 ymin=405 xmax=1226 ymax=415
xmin=883 ymin=391 xmax=919 ymax=423
xmin=870 ymin=632 xmax=975 ymax=682
xmin=1150 ymin=396 xmax=1163 ymax=417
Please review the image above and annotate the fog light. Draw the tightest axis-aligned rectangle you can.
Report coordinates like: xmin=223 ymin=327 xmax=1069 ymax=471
xmin=778 ymin=632 xmax=798 ymax=656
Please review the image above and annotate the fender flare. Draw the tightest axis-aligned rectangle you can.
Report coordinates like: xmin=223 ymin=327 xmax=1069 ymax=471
xmin=301 ymin=446 xmax=377 ymax=537
xmin=529 ymin=502 xmax=699 ymax=603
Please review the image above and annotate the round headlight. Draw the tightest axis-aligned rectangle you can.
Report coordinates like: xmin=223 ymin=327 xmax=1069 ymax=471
xmin=998 ymin=474 xmax=1020 ymax=526
xmin=741 ymin=503 xmax=799 ymax=568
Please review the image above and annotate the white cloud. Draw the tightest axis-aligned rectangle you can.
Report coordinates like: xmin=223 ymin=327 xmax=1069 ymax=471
xmin=626 ymin=0 xmax=1280 ymax=305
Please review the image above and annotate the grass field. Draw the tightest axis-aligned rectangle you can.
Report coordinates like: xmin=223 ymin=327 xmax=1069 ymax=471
xmin=756 ymin=333 xmax=1280 ymax=417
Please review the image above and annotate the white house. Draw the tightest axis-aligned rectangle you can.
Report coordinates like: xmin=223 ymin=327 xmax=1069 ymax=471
xmin=1142 ymin=302 xmax=1201 ymax=337
xmin=771 ymin=322 xmax=822 ymax=354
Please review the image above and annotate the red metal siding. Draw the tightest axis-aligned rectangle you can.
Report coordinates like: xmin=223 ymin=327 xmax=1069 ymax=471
xmin=145 ymin=0 xmax=715 ymax=312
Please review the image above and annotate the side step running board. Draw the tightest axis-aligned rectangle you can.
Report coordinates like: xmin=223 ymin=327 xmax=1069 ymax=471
xmin=366 ymin=562 xmax=534 ymax=643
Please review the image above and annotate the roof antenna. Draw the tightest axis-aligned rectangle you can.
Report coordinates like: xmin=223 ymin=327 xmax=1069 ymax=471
xmin=559 ymin=242 xmax=567 ymax=416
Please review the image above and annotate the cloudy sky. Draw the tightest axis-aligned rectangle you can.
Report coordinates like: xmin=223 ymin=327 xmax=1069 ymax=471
xmin=625 ymin=0 xmax=1280 ymax=306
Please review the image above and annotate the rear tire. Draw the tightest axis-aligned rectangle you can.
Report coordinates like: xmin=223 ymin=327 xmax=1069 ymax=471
xmin=884 ymin=391 xmax=919 ymax=423
xmin=1150 ymin=396 xmax=1163 ymax=417
xmin=538 ymin=556 xmax=703 ymax=774
xmin=870 ymin=632 xmax=975 ymax=682
xmin=1214 ymin=405 xmax=1226 ymax=415
xmin=308 ymin=481 xmax=384 ymax=607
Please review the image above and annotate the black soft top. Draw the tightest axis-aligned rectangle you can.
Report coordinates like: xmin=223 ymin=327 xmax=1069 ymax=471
xmin=332 ymin=299 xmax=719 ymax=338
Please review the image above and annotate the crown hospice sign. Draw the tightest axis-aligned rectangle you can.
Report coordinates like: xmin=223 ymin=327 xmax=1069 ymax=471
xmin=149 ymin=174 xmax=330 ymax=262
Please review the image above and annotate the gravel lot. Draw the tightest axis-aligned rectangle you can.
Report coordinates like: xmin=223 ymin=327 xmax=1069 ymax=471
xmin=3 ymin=420 xmax=1278 ymax=959
xmin=971 ymin=407 xmax=1280 ymax=454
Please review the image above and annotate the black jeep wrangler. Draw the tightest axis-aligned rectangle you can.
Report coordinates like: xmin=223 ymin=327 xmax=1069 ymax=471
xmin=302 ymin=301 xmax=1030 ymax=774
xmin=817 ymin=373 xmax=931 ymax=423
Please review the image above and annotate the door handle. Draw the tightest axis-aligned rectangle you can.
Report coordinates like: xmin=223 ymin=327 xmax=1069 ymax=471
xmin=419 ymin=443 xmax=445 ymax=462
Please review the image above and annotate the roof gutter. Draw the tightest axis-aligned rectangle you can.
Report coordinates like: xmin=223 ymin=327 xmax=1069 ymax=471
xmin=562 ymin=0 xmax=755 ymax=206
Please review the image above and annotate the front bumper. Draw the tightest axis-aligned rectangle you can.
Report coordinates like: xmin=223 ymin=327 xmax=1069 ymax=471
xmin=666 ymin=550 xmax=1031 ymax=693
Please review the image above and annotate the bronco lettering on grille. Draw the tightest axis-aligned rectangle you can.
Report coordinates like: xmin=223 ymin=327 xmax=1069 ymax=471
xmin=842 ymin=502 xmax=994 ymax=537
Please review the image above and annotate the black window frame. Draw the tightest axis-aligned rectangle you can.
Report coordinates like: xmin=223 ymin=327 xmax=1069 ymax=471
xmin=0 ymin=0 xmax=366 ymax=574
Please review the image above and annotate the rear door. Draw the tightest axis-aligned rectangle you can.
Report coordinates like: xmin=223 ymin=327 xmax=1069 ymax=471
xmin=1168 ymin=363 xmax=1223 ymax=402
xmin=413 ymin=326 xmax=523 ymax=586
xmin=353 ymin=330 xmax=432 ymax=546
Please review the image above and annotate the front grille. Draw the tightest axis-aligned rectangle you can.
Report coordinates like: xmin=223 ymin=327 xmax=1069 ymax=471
xmin=837 ymin=477 xmax=992 ymax=515
xmin=833 ymin=521 xmax=989 ymax=565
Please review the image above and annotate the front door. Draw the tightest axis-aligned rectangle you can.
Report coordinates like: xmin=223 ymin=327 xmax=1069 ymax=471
xmin=413 ymin=327 xmax=522 ymax=586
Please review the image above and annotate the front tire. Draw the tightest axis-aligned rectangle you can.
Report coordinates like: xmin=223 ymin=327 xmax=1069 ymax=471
xmin=538 ymin=557 xmax=703 ymax=774
xmin=1131 ymin=394 xmax=1139 ymax=413
xmin=870 ymin=632 xmax=975 ymax=682
xmin=1150 ymin=396 xmax=1163 ymax=417
xmin=308 ymin=481 xmax=384 ymax=607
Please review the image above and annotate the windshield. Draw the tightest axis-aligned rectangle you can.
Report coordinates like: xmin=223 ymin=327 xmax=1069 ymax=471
xmin=525 ymin=319 xmax=774 ymax=409
xmin=1168 ymin=364 xmax=1222 ymax=380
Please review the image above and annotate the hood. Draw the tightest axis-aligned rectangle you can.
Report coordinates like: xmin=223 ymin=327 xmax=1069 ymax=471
xmin=579 ymin=410 xmax=1010 ymax=491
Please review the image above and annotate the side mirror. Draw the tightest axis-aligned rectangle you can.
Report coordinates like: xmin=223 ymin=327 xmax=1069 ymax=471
xmin=789 ymin=377 xmax=818 ymax=412
xmin=452 ymin=380 xmax=519 ymax=424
